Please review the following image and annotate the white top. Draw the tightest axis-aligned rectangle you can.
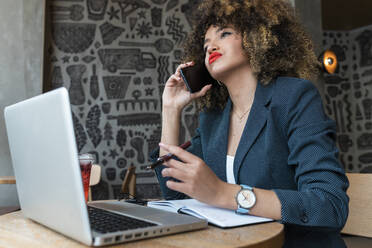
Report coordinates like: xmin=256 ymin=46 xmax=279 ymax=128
xmin=226 ymin=155 xmax=236 ymax=184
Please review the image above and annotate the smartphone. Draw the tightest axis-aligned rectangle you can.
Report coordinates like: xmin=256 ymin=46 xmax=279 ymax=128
xmin=180 ymin=63 xmax=216 ymax=93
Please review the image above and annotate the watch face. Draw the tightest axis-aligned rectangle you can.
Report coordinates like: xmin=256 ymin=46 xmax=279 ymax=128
xmin=237 ymin=189 xmax=256 ymax=209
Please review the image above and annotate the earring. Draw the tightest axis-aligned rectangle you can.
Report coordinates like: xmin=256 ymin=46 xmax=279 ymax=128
xmin=217 ymin=80 xmax=223 ymax=86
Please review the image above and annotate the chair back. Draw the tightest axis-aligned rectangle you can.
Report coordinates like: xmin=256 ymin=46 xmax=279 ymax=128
xmin=88 ymin=164 xmax=101 ymax=202
xmin=0 ymin=177 xmax=16 ymax=184
xmin=342 ymin=173 xmax=372 ymax=237
xmin=89 ymin=164 xmax=101 ymax=186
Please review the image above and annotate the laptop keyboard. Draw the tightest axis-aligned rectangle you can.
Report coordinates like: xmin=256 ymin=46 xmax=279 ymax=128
xmin=88 ymin=206 xmax=158 ymax=234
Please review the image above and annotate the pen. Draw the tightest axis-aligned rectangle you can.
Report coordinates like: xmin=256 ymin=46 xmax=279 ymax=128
xmin=146 ymin=141 xmax=192 ymax=170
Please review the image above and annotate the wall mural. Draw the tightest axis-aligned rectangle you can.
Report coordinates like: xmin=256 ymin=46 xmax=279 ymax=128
xmin=48 ymin=0 xmax=372 ymax=198
xmin=323 ymin=25 xmax=372 ymax=173
xmin=46 ymin=0 xmax=200 ymax=200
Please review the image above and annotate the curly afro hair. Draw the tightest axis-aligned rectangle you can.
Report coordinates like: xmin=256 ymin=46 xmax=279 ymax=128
xmin=182 ymin=0 xmax=320 ymax=110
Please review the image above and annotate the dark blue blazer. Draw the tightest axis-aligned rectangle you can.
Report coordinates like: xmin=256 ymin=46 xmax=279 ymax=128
xmin=152 ymin=77 xmax=349 ymax=248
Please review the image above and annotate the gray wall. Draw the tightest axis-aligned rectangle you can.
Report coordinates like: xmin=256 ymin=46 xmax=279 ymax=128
xmin=294 ymin=0 xmax=323 ymax=55
xmin=322 ymin=25 xmax=372 ymax=173
xmin=0 ymin=0 xmax=44 ymax=207
xmin=293 ymin=0 xmax=324 ymax=97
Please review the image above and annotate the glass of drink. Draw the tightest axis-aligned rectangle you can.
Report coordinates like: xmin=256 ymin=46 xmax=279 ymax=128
xmin=79 ymin=153 xmax=95 ymax=202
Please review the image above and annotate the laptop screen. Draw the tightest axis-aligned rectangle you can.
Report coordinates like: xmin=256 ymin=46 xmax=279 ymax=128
xmin=4 ymin=87 xmax=93 ymax=245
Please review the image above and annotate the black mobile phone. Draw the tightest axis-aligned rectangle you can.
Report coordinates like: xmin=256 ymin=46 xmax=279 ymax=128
xmin=180 ymin=63 xmax=216 ymax=93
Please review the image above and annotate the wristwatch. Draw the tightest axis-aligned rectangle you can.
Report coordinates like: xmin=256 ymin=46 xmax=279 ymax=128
xmin=235 ymin=184 xmax=256 ymax=214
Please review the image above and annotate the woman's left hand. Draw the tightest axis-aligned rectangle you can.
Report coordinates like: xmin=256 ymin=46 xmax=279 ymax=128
xmin=159 ymin=143 xmax=224 ymax=205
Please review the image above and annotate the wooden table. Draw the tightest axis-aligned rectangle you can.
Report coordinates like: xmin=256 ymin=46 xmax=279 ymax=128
xmin=0 ymin=211 xmax=284 ymax=248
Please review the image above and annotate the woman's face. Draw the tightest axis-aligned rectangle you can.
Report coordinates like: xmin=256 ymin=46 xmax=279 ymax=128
xmin=203 ymin=25 xmax=250 ymax=80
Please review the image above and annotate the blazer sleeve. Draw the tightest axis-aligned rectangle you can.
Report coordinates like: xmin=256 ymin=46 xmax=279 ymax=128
xmin=273 ymin=81 xmax=349 ymax=229
xmin=149 ymin=128 xmax=204 ymax=200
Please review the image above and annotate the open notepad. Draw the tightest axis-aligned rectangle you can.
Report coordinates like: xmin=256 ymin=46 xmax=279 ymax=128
xmin=147 ymin=199 xmax=272 ymax=228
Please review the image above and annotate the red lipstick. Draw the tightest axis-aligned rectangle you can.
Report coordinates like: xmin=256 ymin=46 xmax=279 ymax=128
xmin=209 ymin=52 xmax=222 ymax=64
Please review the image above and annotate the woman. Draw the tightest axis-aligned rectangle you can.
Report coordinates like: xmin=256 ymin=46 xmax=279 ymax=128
xmin=151 ymin=0 xmax=349 ymax=247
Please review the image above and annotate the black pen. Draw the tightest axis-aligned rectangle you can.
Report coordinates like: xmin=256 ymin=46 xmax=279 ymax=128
xmin=146 ymin=141 xmax=191 ymax=170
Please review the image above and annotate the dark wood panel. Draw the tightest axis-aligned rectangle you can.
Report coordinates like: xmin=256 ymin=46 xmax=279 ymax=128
xmin=322 ymin=0 xmax=372 ymax=30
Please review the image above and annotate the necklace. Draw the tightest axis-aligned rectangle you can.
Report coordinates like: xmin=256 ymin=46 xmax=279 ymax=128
xmin=234 ymin=107 xmax=251 ymax=122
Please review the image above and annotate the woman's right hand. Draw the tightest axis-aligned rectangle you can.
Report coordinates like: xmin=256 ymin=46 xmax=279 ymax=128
xmin=162 ymin=61 xmax=212 ymax=111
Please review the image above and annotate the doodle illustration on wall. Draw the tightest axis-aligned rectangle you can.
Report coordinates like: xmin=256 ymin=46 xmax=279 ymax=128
xmin=46 ymin=0 xmax=200 ymax=199
xmin=323 ymin=25 xmax=372 ymax=173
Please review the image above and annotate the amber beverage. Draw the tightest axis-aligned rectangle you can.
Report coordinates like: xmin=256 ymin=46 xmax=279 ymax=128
xmin=79 ymin=153 xmax=95 ymax=202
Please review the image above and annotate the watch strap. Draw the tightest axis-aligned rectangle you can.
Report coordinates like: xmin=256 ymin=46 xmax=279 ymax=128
xmin=240 ymin=184 xmax=252 ymax=190
xmin=236 ymin=207 xmax=250 ymax=214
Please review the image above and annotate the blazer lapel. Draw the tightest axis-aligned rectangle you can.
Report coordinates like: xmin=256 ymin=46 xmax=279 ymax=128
xmin=209 ymin=99 xmax=232 ymax=182
xmin=233 ymin=82 xmax=273 ymax=183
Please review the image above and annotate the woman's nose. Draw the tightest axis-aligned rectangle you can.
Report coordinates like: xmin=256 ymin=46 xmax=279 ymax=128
xmin=207 ymin=41 xmax=219 ymax=54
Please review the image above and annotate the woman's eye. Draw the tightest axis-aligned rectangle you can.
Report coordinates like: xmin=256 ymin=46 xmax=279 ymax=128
xmin=221 ymin=31 xmax=232 ymax=38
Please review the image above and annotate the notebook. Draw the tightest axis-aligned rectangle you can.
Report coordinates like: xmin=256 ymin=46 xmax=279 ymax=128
xmin=148 ymin=199 xmax=273 ymax=228
xmin=4 ymin=87 xmax=207 ymax=246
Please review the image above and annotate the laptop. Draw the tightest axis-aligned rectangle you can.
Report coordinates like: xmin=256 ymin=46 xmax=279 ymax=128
xmin=4 ymin=87 xmax=207 ymax=246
